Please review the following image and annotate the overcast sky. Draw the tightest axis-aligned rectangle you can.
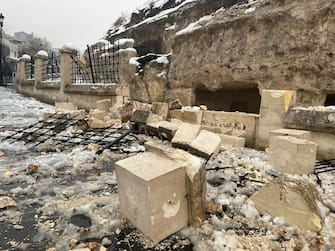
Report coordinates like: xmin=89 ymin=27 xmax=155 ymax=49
xmin=1 ymin=0 xmax=149 ymax=50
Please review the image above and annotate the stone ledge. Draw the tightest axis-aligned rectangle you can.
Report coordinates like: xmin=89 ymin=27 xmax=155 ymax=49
xmin=36 ymin=81 xmax=61 ymax=90
xmin=64 ymin=84 xmax=129 ymax=96
xmin=285 ymin=107 xmax=335 ymax=133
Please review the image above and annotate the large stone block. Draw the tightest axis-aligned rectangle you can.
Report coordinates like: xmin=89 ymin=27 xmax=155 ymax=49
xmin=96 ymin=99 xmax=112 ymax=111
xmin=189 ymin=130 xmax=222 ymax=159
xmin=172 ymin=123 xmax=200 ymax=149
xmin=251 ymin=176 xmax=324 ymax=231
xmin=152 ymin=102 xmax=169 ymax=120
xmin=256 ymin=90 xmax=297 ymax=149
xmin=260 ymin=90 xmax=296 ymax=111
xmin=285 ymin=107 xmax=335 ymax=134
xmin=181 ymin=107 xmax=203 ymax=124
xmin=270 ymin=128 xmax=311 ymax=140
xmin=116 ymin=152 xmax=188 ymax=243
xmin=268 ymin=136 xmax=317 ymax=175
xmin=55 ymin=102 xmax=78 ymax=112
xmin=220 ymin=134 xmax=246 ymax=148
xmin=168 ymin=109 xmax=182 ymax=120
xmin=158 ymin=121 xmax=181 ymax=141
xmin=202 ymin=111 xmax=258 ymax=147
xmin=144 ymin=141 xmax=206 ymax=227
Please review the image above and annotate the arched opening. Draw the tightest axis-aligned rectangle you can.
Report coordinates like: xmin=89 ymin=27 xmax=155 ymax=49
xmin=324 ymin=94 xmax=335 ymax=106
xmin=195 ymin=85 xmax=261 ymax=114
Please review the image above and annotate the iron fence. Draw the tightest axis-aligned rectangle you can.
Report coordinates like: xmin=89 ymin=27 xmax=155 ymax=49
xmin=71 ymin=42 xmax=120 ymax=84
xmin=25 ymin=57 xmax=35 ymax=80
xmin=43 ymin=52 xmax=60 ymax=81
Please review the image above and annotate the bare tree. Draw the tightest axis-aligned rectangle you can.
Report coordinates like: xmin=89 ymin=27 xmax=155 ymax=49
xmin=20 ymin=37 xmax=48 ymax=56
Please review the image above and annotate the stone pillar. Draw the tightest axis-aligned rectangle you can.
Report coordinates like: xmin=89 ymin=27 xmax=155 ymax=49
xmin=34 ymin=53 xmax=48 ymax=86
xmin=60 ymin=46 xmax=78 ymax=92
xmin=16 ymin=59 xmax=26 ymax=83
xmin=256 ymin=90 xmax=296 ymax=149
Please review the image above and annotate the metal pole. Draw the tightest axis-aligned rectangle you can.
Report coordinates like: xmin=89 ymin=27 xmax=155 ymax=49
xmin=0 ymin=24 xmax=3 ymax=86
xmin=86 ymin=45 xmax=95 ymax=84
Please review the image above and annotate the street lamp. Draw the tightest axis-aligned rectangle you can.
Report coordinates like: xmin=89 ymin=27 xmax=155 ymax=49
xmin=0 ymin=13 xmax=4 ymax=86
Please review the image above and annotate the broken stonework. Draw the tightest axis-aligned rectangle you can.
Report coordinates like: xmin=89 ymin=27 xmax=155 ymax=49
xmin=172 ymin=123 xmax=200 ymax=150
xmin=181 ymin=107 xmax=203 ymax=124
xmin=189 ymin=130 xmax=222 ymax=159
xmin=268 ymin=136 xmax=317 ymax=175
xmin=159 ymin=121 xmax=181 ymax=141
xmin=96 ymin=99 xmax=112 ymax=111
xmin=251 ymin=176 xmax=325 ymax=231
xmin=116 ymin=152 xmax=188 ymax=243
xmin=168 ymin=109 xmax=182 ymax=120
xmin=151 ymin=102 xmax=169 ymax=120
xmin=220 ymin=134 xmax=246 ymax=148
xmin=269 ymin=128 xmax=311 ymax=140
xmin=256 ymin=90 xmax=296 ymax=149
xmin=0 ymin=196 xmax=17 ymax=209
xmin=146 ymin=120 xmax=180 ymax=140
xmin=144 ymin=141 xmax=206 ymax=227
xmin=55 ymin=102 xmax=78 ymax=112
xmin=285 ymin=107 xmax=335 ymax=134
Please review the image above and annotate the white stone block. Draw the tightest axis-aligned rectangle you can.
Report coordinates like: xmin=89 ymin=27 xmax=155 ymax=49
xmin=270 ymin=128 xmax=311 ymax=140
xmin=96 ymin=99 xmax=112 ymax=111
xmin=251 ymin=176 xmax=324 ymax=231
xmin=189 ymin=130 xmax=222 ymax=158
xmin=172 ymin=123 xmax=200 ymax=149
xmin=116 ymin=152 xmax=188 ymax=243
xmin=268 ymin=136 xmax=317 ymax=175
xmin=55 ymin=102 xmax=78 ymax=112
xmin=181 ymin=108 xmax=203 ymax=124
xmin=220 ymin=134 xmax=245 ymax=147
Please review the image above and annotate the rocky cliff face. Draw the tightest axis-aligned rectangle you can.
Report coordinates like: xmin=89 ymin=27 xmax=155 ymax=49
xmin=168 ymin=0 xmax=335 ymax=106
xmin=106 ymin=0 xmax=245 ymax=55
xmin=107 ymin=0 xmax=335 ymax=108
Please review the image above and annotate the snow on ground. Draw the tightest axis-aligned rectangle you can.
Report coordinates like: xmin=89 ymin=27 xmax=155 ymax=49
xmin=0 ymin=87 xmax=54 ymax=130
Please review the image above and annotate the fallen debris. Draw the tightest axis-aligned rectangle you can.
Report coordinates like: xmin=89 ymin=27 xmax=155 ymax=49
xmin=0 ymin=196 xmax=17 ymax=209
xmin=116 ymin=152 xmax=188 ymax=243
xmin=251 ymin=176 xmax=326 ymax=231
xmin=27 ymin=164 xmax=39 ymax=174
xmin=0 ymin=150 xmax=4 ymax=157
xmin=171 ymin=123 xmax=200 ymax=150
xmin=220 ymin=134 xmax=246 ymax=147
xmin=268 ymin=136 xmax=317 ymax=175
xmin=189 ymin=130 xmax=222 ymax=159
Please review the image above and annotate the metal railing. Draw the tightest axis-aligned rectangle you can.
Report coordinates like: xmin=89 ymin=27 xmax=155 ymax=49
xmin=43 ymin=52 xmax=60 ymax=81
xmin=25 ymin=57 xmax=35 ymax=80
xmin=71 ymin=42 xmax=120 ymax=84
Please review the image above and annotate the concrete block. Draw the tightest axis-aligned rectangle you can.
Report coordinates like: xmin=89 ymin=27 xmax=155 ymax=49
xmin=181 ymin=107 xmax=203 ymax=124
xmin=260 ymin=90 xmax=296 ymax=111
xmin=144 ymin=141 xmax=206 ymax=227
xmin=220 ymin=134 xmax=246 ymax=148
xmin=96 ymin=99 xmax=112 ymax=111
xmin=88 ymin=118 xmax=121 ymax=129
xmin=172 ymin=123 xmax=200 ymax=150
xmin=168 ymin=110 xmax=182 ymax=120
xmin=251 ymin=176 xmax=324 ymax=231
xmin=189 ymin=130 xmax=222 ymax=159
xmin=152 ymin=102 xmax=169 ymax=120
xmin=270 ymin=128 xmax=311 ymax=140
xmin=116 ymin=152 xmax=188 ymax=243
xmin=55 ymin=102 xmax=78 ymax=112
xmin=268 ymin=136 xmax=317 ymax=175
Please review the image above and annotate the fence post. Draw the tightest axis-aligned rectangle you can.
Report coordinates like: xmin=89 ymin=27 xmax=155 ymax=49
xmin=35 ymin=51 xmax=48 ymax=87
xmin=16 ymin=58 xmax=26 ymax=84
xmin=60 ymin=44 xmax=78 ymax=93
